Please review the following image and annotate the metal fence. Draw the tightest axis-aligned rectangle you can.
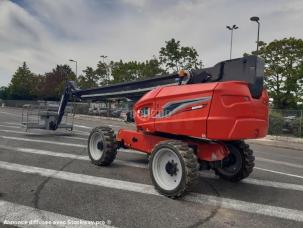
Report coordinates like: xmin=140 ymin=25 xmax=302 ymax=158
xmin=269 ymin=109 xmax=303 ymax=138
xmin=0 ymin=99 xmax=131 ymax=120
xmin=1 ymin=99 xmax=303 ymax=138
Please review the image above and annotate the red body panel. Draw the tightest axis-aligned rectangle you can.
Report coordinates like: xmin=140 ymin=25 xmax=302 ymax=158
xmin=117 ymin=129 xmax=229 ymax=161
xmin=154 ymin=83 xmax=215 ymax=138
xmin=207 ymin=81 xmax=269 ymax=140
xmin=117 ymin=129 xmax=164 ymax=153
xmin=134 ymin=81 xmax=269 ymax=140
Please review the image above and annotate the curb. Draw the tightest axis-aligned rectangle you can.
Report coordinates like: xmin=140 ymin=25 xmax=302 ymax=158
xmin=248 ymin=138 xmax=303 ymax=151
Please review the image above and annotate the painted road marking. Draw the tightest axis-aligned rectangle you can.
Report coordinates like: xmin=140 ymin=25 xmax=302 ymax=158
xmin=0 ymin=111 xmax=20 ymax=117
xmin=0 ymin=161 xmax=303 ymax=222
xmin=1 ymin=135 xmax=303 ymax=179
xmin=74 ymin=124 xmax=91 ymax=129
xmin=0 ymin=124 xmax=20 ymax=129
xmin=256 ymin=157 xmax=303 ymax=169
xmin=74 ymin=124 xmax=121 ymax=129
xmin=0 ymin=129 xmax=87 ymax=141
xmin=3 ymin=121 xmax=20 ymax=125
xmin=0 ymin=136 xmax=144 ymax=155
xmin=3 ymin=122 xmax=22 ymax=126
xmin=0 ymin=136 xmax=86 ymax=148
xmin=255 ymin=167 xmax=303 ymax=179
xmin=73 ymin=129 xmax=90 ymax=135
xmin=0 ymin=199 xmax=114 ymax=228
xmin=1 ymin=145 xmax=303 ymax=192
xmin=0 ymin=145 xmax=146 ymax=169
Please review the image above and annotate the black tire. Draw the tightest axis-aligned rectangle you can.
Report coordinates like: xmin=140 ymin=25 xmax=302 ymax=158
xmin=149 ymin=140 xmax=199 ymax=198
xmin=88 ymin=126 xmax=117 ymax=166
xmin=215 ymin=141 xmax=254 ymax=182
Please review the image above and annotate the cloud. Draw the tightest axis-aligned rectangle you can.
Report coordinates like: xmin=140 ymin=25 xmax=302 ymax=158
xmin=0 ymin=0 xmax=303 ymax=86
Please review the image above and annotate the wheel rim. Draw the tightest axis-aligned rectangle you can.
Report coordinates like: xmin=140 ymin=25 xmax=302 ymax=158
xmin=152 ymin=148 xmax=183 ymax=191
xmin=89 ymin=132 xmax=104 ymax=160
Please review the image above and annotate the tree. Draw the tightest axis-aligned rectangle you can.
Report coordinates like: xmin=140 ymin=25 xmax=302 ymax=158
xmin=110 ymin=59 xmax=165 ymax=84
xmin=78 ymin=67 xmax=99 ymax=89
xmin=110 ymin=60 xmax=141 ymax=84
xmin=297 ymin=63 xmax=303 ymax=108
xmin=251 ymin=38 xmax=303 ymax=109
xmin=95 ymin=61 xmax=111 ymax=86
xmin=39 ymin=65 xmax=76 ymax=100
xmin=140 ymin=58 xmax=166 ymax=78
xmin=8 ymin=62 xmax=36 ymax=99
xmin=159 ymin=38 xmax=202 ymax=72
xmin=0 ymin=86 xmax=9 ymax=99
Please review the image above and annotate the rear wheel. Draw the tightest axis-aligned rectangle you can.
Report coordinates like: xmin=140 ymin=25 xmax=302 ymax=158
xmin=88 ymin=126 xmax=117 ymax=166
xmin=149 ymin=140 xmax=199 ymax=198
xmin=215 ymin=141 xmax=254 ymax=182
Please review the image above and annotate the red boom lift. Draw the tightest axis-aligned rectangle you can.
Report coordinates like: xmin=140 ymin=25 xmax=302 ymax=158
xmin=54 ymin=55 xmax=268 ymax=198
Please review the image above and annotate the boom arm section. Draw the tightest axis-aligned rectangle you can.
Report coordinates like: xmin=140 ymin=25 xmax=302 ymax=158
xmin=54 ymin=81 xmax=80 ymax=130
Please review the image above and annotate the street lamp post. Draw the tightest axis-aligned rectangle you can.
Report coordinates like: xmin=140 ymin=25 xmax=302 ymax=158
xmin=100 ymin=55 xmax=108 ymax=63
xmin=69 ymin=59 xmax=78 ymax=77
xmin=226 ymin=25 xmax=239 ymax=59
xmin=250 ymin=16 xmax=260 ymax=54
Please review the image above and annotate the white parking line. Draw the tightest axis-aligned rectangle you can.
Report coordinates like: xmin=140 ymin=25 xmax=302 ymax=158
xmin=186 ymin=193 xmax=303 ymax=222
xmin=0 ymin=199 xmax=114 ymax=228
xmin=0 ymin=129 xmax=87 ymax=141
xmin=0 ymin=111 xmax=20 ymax=117
xmin=255 ymin=167 xmax=303 ymax=179
xmin=74 ymin=124 xmax=91 ymax=129
xmin=74 ymin=124 xmax=121 ymax=129
xmin=0 ymin=136 xmax=86 ymax=148
xmin=256 ymin=157 xmax=303 ymax=169
xmin=3 ymin=122 xmax=21 ymax=126
xmin=0 ymin=161 xmax=303 ymax=222
xmin=1 ymin=145 xmax=302 ymax=192
xmin=0 ymin=145 xmax=147 ymax=169
xmin=0 ymin=124 xmax=20 ymax=129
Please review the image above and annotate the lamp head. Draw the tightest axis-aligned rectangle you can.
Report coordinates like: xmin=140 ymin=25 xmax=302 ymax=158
xmin=250 ymin=16 xmax=260 ymax=23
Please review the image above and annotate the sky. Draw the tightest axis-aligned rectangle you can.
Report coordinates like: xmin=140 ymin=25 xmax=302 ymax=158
xmin=0 ymin=0 xmax=303 ymax=86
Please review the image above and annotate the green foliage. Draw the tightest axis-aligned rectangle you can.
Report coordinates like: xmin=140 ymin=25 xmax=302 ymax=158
xmin=78 ymin=67 xmax=99 ymax=89
xmin=38 ymin=65 xmax=76 ymax=100
xmin=110 ymin=59 xmax=165 ymax=84
xmin=0 ymin=86 xmax=9 ymax=99
xmin=141 ymin=59 xmax=166 ymax=78
xmin=290 ymin=117 xmax=303 ymax=137
xmin=96 ymin=61 xmax=111 ymax=86
xmin=159 ymin=38 xmax=202 ymax=72
xmin=252 ymin=37 xmax=303 ymax=109
xmin=268 ymin=111 xmax=284 ymax=135
xmin=8 ymin=62 xmax=36 ymax=99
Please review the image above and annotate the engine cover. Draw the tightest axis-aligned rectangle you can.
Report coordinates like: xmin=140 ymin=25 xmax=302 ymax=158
xmin=134 ymin=81 xmax=268 ymax=140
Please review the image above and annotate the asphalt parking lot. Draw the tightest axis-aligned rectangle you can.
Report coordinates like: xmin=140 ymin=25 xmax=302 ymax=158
xmin=0 ymin=108 xmax=303 ymax=227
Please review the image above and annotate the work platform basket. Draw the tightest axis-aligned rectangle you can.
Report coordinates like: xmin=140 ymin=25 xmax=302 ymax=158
xmin=21 ymin=101 xmax=74 ymax=131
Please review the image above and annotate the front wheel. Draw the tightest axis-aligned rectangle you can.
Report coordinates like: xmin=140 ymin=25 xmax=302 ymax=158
xmin=88 ymin=126 xmax=117 ymax=166
xmin=214 ymin=141 xmax=254 ymax=182
xmin=149 ymin=140 xmax=199 ymax=198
